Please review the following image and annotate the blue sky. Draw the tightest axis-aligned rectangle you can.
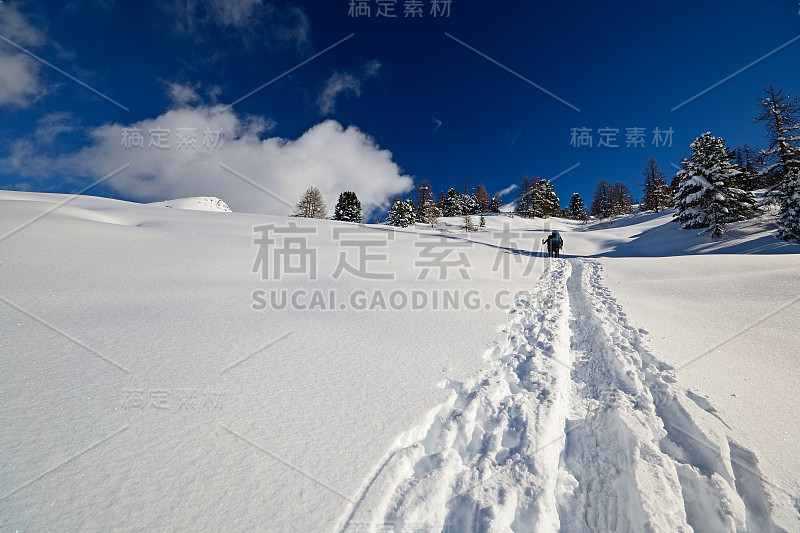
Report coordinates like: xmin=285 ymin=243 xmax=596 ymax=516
xmin=1 ymin=0 xmax=800 ymax=218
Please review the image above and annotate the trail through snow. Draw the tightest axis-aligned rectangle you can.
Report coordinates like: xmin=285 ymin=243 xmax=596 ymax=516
xmin=338 ymin=259 xmax=784 ymax=533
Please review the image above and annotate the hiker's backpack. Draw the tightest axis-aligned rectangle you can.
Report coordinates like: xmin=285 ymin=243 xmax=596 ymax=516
xmin=552 ymin=232 xmax=563 ymax=246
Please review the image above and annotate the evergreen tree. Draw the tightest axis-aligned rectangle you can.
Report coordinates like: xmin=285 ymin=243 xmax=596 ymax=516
xmin=535 ymin=179 xmax=560 ymax=217
xmin=754 ymin=85 xmax=800 ymax=242
xmin=670 ymin=174 xmax=682 ymax=196
xmin=641 ymin=157 xmax=673 ymax=212
xmin=674 ymin=132 xmax=756 ymax=237
xmin=292 ymin=187 xmax=328 ymax=219
xmin=441 ymin=188 xmax=463 ymax=217
xmin=461 ymin=193 xmax=478 ymax=215
xmin=775 ymin=169 xmax=800 ymax=242
xmin=332 ymin=191 xmax=362 ymax=223
xmin=474 ymin=184 xmax=490 ymax=213
xmin=734 ymin=146 xmax=762 ymax=190
xmin=516 ymin=177 xmax=558 ymax=218
xmin=415 ymin=180 xmax=440 ymax=226
xmin=489 ymin=194 xmax=503 ymax=213
xmin=591 ymin=179 xmax=613 ymax=219
xmin=568 ymin=193 xmax=588 ymax=221
xmin=386 ymin=199 xmax=415 ymax=227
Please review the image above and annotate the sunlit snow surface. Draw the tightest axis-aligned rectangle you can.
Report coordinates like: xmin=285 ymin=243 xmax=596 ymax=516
xmin=1 ymin=190 xmax=798 ymax=531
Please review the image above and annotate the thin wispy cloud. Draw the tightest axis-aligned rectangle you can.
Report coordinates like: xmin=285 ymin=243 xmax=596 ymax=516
xmin=165 ymin=0 xmax=311 ymax=51
xmin=431 ymin=117 xmax=443 ymax=134
xmin=316 ymin=59 xmax=382 ymax=115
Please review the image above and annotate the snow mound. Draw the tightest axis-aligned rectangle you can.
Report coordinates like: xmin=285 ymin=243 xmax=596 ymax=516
xmin=147 ymin=197 xmax=232 ymax=212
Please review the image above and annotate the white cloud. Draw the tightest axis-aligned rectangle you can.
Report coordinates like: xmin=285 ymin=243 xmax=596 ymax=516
xmin=35 ymin=112 xmax=77 ymax=141
xmin=0 ymin=6 xmax=44 ymax=46
xmin=363 ymin=59 xmax=382 ymax=78
xmin=204 ymin=0 xmax=262 ymax=27
xmin=4 ymin=105 xmax=413 ymax=219
xmin=0 ymin=6 xmax=46 ymax=107
xmin=317 ymin=72 xmax=362 ymax=115
xmin=166 ymin=0 xmax=311 ymax=50
xmin=167 ymin=82 xmax=201 ymax=108
xmin=431 ymin=118 xmax=442 ymax=134
xmin=316 ymin=60 xmax=382 ymax=115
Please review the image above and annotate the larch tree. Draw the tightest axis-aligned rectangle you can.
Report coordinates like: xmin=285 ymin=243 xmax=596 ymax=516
xmin=609 ymin=182 xmax=633 ymax=215
xmin=754 ymin=85 xmax=800 ymax=242
xmin=591 ymin=179 xmax=614 ymax=219
xmin=292 ymin=187 xmax=328 ymax=219
xmin=474 ymin=184 xmax=491 ymax=213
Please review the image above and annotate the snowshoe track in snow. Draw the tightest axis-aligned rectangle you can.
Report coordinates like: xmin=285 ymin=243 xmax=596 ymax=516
xmin=339 ymin=259 xmax=783 ymax=533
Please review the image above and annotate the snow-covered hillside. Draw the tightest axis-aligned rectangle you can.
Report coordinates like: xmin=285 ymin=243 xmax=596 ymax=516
xmin=1 ymin=190 xmax=798 ymax=532
xmin=147 ymin=196 xmax=232 ymax=212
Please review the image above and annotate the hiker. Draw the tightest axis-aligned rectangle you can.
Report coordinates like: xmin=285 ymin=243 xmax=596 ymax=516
xmin=542 ymin=230 xmax=564 ymax=258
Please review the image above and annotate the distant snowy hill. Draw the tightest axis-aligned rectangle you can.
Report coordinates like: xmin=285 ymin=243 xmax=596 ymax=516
xmin=1 ymin=190 xmax=798 ymax=532
xmin=147 ymin=196 xmax=232 ymax=212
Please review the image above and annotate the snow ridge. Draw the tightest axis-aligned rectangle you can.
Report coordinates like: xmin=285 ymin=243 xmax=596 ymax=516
xmin=340 ymin=260 xmax=574 ymax=532
xmin=338 ymin=259 xmax=782 ymax=532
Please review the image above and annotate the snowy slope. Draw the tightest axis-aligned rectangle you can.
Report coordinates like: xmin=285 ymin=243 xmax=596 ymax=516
xmin=147 ymin=196 xmax=233 ymax=212
xmin=1 ymin=191 xmax=798 ymax=532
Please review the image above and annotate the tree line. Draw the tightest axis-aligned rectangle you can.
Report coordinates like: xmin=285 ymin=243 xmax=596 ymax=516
xmin=288 ymin=85 xmax=800 ymax=242
xmin=669 ymin=84 xmax=800 ymax=240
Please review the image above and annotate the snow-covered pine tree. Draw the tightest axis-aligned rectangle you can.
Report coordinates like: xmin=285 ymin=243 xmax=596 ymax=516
xmin=775 ymin=168 xmax=800 ymax=242
xmin=489 ymin=194 xmax=503 ymax=213
xmin=292 ymin=187 xmax=328 ymax=219
xmin=415 ymin=180 xmax=440 ymax=226
xmin=641 ymin=157 xmax=673 ymax=212
xmin=535 ymin=179 xmax=560 ymax=217
xmin=674 ymin=132 xmax=756 ymax=237
xmin=386 ymin=199 xmax=415 ymax=227
xmin=461 ymin=193 xmax=478 ymax=215
xmin=441 ymin=189 xmax=463 ymax=217
xmin=332 ymin=191 xmax=362 ymax=223
xmin=569 ymin=193 xmax=588 ymax=221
